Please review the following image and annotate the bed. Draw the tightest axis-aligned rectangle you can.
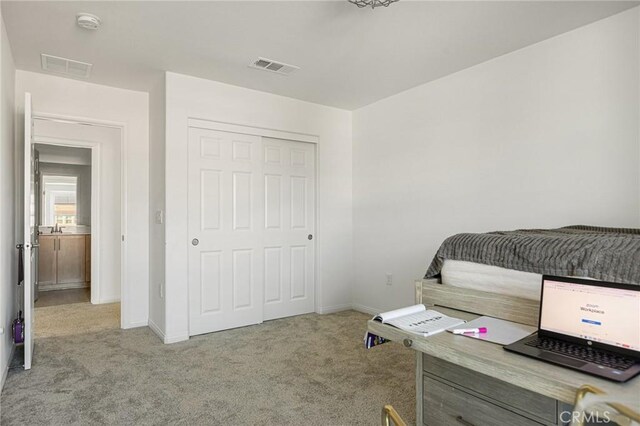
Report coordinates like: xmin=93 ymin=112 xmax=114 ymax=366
xmin=425 ymin=225 xmax=640 ymax=300
xmin=372 ymin=225 xmax=640 ymax=425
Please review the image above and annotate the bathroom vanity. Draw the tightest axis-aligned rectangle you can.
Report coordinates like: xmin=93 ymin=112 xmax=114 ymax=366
xmin=38 ymin=233 xmax=91 ymax=291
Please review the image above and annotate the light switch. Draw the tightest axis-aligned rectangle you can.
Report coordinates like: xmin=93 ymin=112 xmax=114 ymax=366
xmin=155 ymin=210 xmax=164 ymax=224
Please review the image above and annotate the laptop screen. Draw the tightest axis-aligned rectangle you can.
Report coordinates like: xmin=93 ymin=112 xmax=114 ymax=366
xmin=540 ymin=277 xmax=640 ymax=352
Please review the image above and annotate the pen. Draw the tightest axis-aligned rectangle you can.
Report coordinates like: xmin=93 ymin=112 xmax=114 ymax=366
xmin=452 ymin=327 xmax=487 ymax=334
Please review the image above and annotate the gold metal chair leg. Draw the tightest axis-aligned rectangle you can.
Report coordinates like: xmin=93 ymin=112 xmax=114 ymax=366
xmin=381 ymin=404 xmax=407 ymax=426
xmin=573 ymin=384 xmax=640 ymax=426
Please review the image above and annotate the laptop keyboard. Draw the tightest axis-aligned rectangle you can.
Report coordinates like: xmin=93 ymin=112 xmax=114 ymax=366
xmin=524 ymin=337 xmax=636 ymax=370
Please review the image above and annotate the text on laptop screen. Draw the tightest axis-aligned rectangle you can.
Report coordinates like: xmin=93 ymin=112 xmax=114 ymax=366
xmin=540 ymin=279 xmax=640 ymax=352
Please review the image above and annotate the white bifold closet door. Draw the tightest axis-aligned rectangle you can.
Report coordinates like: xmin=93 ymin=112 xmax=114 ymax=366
xmin=188 ymin=128 xmax=315 ymax=336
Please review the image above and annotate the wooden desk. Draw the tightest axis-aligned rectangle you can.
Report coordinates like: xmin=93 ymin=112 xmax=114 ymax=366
xmin=367 ymin=280 xmax=640 ymax=425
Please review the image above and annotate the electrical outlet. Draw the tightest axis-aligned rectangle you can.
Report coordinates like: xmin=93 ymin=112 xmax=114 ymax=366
xmin=386 ymin=273 xmax=393 ymax=286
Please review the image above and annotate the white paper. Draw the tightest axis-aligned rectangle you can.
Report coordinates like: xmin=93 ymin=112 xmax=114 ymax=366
xmin=374 ymin=305 xmax=465 ymax=336
xmin=374 ymin=304 xmax=425 ymax=322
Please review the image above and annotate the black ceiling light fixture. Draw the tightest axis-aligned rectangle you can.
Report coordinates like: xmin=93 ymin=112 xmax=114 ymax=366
xmin=348 ymin=0 xmax=399 ymax=9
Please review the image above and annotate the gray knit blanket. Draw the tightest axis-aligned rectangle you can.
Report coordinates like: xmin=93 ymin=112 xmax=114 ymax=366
xmin=425 ymin=226 xmax=640 ymax=285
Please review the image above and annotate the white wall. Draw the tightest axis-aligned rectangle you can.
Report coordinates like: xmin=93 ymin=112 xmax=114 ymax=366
xmin=148 ymin=75 xmax=166 ymax=339
xmin=352 ymin=8 xmax=640 ymax=314
xmin=36 ymin=144 xmax=91 ymax=166
xmin=15 ymin=71 xmax=150 ymax=328
xmin=0 ymin=8 xmax=16 ymax=389
xmin=164 ymin=72 xmax=353 ymax=343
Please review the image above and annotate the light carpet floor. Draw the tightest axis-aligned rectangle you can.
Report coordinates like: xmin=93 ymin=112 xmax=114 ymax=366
xmin=34 ymin=302 xmax=120 ymax=338
xmin=1 ymin=308 xmax=415 ymax=425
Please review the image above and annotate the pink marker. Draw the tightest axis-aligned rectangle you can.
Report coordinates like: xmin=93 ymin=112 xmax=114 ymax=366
xmin=452 ymin=327 xmax=487 ymax=335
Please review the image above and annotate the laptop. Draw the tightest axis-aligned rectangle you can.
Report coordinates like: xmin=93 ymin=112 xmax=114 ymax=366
xmin=504 ymin=275 xmax=640 ymax=382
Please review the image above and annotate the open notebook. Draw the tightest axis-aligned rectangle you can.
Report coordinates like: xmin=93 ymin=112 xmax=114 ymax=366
xmin=373 ymin=304 xmax=465 ymax=337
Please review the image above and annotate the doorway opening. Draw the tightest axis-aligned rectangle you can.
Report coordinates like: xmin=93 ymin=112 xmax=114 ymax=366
xmin=34 ymin=145 xmax=92 ymax=308
xmin=31 ymin=118 xmax=123 ymax=339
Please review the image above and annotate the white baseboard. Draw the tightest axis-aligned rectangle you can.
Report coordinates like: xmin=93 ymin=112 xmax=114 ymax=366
xmin=164 ymin=333 xmax=189 ymax=344
xmin=1 ymin=343 xmax=16 ymax=391
xmin=122 ymin=319 xmax=148 ymax=330
xmin=94 ymin=297 xmax=120 ymax=305
xmin=351 ymin=303 xmax=380 ymax=316
xmin=316 ymin=303 xmax=352 ymax=314
xmin=147 ymin=319 xmax=165 ymax=341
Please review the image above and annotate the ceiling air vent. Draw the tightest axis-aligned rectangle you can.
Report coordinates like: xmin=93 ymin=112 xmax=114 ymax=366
xmin=41 ymin=54 xmax=92 ymax=79
xmin=249 ymin=57 xmax=299 ymax=76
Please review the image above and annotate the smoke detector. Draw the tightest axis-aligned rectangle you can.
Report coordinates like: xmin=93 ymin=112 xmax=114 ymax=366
xmin=76 ymin=13 xmax=101 ymax=30
xmin=248 ymin=57 xmax=299 ymax=76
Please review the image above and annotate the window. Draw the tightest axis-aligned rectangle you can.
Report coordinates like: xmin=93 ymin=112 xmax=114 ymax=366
xmin=42 ymin=175 xmax=78 ymax=226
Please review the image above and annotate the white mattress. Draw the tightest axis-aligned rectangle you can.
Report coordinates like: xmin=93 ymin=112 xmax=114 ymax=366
xmin=441 ymin=260 xmax=542 ymax=300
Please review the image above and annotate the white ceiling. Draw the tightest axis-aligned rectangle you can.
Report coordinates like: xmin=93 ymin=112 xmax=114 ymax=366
xmin=3 ymin=1 xmax=638 ymax=110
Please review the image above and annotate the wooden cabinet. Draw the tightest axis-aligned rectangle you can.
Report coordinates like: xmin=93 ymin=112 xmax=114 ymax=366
xmin=38 ymin=234 xmax=89 ymax=290
xmin=85 ymin=235 xmax=91 ymax=283
xmin=422 ymin=353 xmax=563 ymax=425
xmin=56 ymin=235 xmax=85 ymax=284
xmin=422 ymin=374 xmax=543 ymax=426
xmin=38 ymin=235 xmax=57 ymax=285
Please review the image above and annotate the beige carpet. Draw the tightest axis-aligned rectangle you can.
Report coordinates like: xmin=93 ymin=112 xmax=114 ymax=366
xmin=1 ymin=309 xmax=415 ymax=425
xmin=34 ymin=302 xmax=120 ymax=338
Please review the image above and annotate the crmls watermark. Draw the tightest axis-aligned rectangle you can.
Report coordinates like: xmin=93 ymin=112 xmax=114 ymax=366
xmin=559 ymin=410 xmax=612 ymax=424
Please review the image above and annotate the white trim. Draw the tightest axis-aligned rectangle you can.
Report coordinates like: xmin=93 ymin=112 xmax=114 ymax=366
xmin=164 ymin=333 xmax=190 ymax=344
xmin=32 ymin=112 xmax=125 ymax=130
xmin=316 ymin=303 xmax=352 ymax=314
xmin=119 ymin=125 xmax=128 ymax=329
xmin=97 ymin=296 xmax=121 ymax=305
xmin=148 ymin=319 xmax=165 ymax=341
xmin=123 ymin=319 xmax=147 ymax=330
xmin=31 ymin=113 xmax=133 ymax=328
xmin=23 ymin=93 xmax=34 ymax=370
xmin=0 ymin=344 xmax=15 ymax=391
xmin=313 ymin=141 xmax=321 ymax=316
xmin=188 ymin=118 xmax=319 ymax=144
xmin=351 ymin=303 xmax=380 ymax=316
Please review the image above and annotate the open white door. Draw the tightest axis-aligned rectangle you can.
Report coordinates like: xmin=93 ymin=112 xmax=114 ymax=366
xmin=23 ymin=93 xmax=35 ymax=369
